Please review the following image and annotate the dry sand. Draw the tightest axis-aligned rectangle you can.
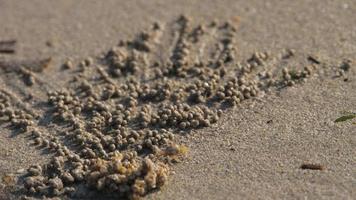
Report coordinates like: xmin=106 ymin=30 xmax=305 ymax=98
xmin=0 ymin=0 xmax=355 ymax=199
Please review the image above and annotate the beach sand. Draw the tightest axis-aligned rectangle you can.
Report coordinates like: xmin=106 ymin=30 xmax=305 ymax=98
xmin=0 ymin=1 xmax=355 ymax=199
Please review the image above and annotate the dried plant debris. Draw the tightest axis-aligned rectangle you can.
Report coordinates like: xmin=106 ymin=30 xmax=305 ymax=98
xmin=0 ymin=40 xmax=16 ymax=54
xmin=334 ymin=112 xmax=356 ymax=123
xmin=2 ymin=174 xmax=16 ymax=186
xmin=0 ymin=16 xmax=353 ymax=199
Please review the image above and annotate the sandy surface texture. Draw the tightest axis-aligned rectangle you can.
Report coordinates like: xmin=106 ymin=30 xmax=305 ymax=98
xmin=0 ymin=0 xmax=355 ymax=199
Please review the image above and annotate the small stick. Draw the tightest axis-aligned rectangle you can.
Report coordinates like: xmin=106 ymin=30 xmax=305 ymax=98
xmin=307 ymin=55 xmax=321 ymax=64
xmin=300 ymin=163 xmax=325 ymax=170
xmin=0 ymin=40 xmax=17 ymax=54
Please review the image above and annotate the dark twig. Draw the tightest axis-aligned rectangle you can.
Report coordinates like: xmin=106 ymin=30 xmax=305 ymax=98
xmin=300 ymin=163 xmax=324 ymax=170
xmin=0 ymin=40 xmax=17 ymax=54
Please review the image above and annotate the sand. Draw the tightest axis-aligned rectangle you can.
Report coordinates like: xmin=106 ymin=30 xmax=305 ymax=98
xmin=0 ymin=0 xmax=355 ymax=199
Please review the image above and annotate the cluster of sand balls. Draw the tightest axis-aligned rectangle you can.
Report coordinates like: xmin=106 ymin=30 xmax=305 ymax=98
xmin=15 ymin=16 xmax=344 ymax=199
xmin=23 ymin=151 xmax=173 ymax=199
xmin=19 ymin=87 xmax=186 ymax=199
xmin=0 ymin=91 xmax=34 ymax=132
